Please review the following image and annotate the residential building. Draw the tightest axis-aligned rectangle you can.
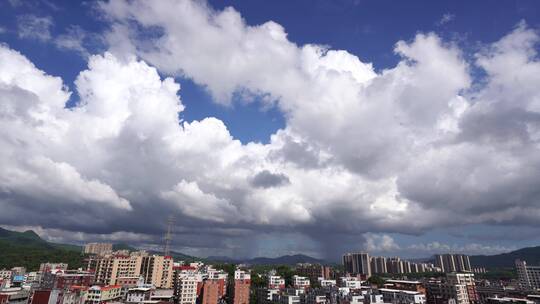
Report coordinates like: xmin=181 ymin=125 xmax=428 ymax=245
xmin=340 ymin=277 xmax=363 ymax=289
xmin=426 ymin=281 xmax=470 ymax=304
xmin=318 ymin=278 xmax=336 ymax=287
xmin=447 ymin=273 xmax=478 ymax=304
xmin=269 ymin=276 xmax=286 ymax=289
xmin=516 ymin=260 xmax=540 ymax=291
xmin=230 ymin=270 xmax=250 ymax=304
xmin=84 ymin=243 xmax=113 ymax=256
xmin=173 ymin=271 xmax=202 ymax=304
xmin=39 ymin=263 xmax=68 ymax=273
xmin=0 ymin=271 xmax=11 ymax=280
xmin=125 ymin=287 xmax=153 ymax=303
xmin=87 ymin=252 xmax=173 ymax=288
xmin=293 ymin=276 xmax=310 ymax=290
xmin=85 ymin=285 xmax=122 ymax=304
xmin=343 ymin=253 xmax=371 ymax=278
xmin=435 ymin=255 xmax=472 ymax=273
xmin=0 ymin=287 xmax=30 ymax=304
xmin=201 ymin=279 xmax=224 ymax=304
xmin=378 ymin=288 xmax=426 ymax=304
xmin=486 ymin=298 xmax=534 ymax=304
xmin=40 ymin=270 xmax=94 ymax=289
xmin=140 ymin=255 xmax=174 ymax=288
xmin=386 ymin=280 xmax=426 ymax=294
xmin=371 ymin=257 xmax=388 ymax=274
xmin=296 ymin=264 xmax=333 ymax=285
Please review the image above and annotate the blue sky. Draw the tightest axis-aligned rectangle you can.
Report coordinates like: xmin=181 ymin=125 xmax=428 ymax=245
xmin=1 ymin=0 xmax=540 ymax=259
xmin=2 ymin=0 xmax=538 ymax=144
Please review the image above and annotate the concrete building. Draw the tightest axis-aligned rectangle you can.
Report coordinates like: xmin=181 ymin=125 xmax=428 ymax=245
xmin=87 ymin=252 xmax=173 ymax=288
xmin=173 ymin=271 xmax=202 ymax=304
xmin=40 ymin=270 xmax=94 ymax=290
xmin=85 ymin=285 xmax=122 ymax=304
xmin=84 ymin=243 xmax=113 ymax=256
xmin=39 ymin=263 xmax=68 ymax=273
xmin=268 ymin=276 xmax=285 ymax=289
xmin=200 ymin=280 xmax=223 ymax=304
xmin=446 ymin=273 xmax=478 ymax=304
xmin=426 ymin=281 xmax=470 ymax=304
xmin=371 ymin=257 xmax=388 ymax=274
xmin=280 ymin=295 xmax=301 ymax=304
xmin=125 ymin=287 xmax=153 ymax=303
xmin=343 ymin=253 xmax=371 ymax=278
xmin=296 ymin=264 xmax=333 ymax=285
xmin=386 ymin=280 xmax=426 ymax=294
xmin=379 ymin=288 xmax=426 ymax=304
xmin=0 ymin=288 xmax=30 ymax=304
xmin=340 ymin=277 xmax=363 ymax=289
xmin=486 ymin=298 xmax=534 ymax=304
xmin=0 ymin=271 xmax=12 ymax=280
xmin=293 ymin=276 xmax=310 ymax=290
xmin=318 ymin=278 xmax=336 ymax=287
xmin=231 ymin=270 xmax=251 ymax=304
xmin=140 ymin=255 xmax=174 ymax=288
xmin=435 ymin=255 xmax=472 ymax=273
xmin=516 ymin=260 xmax=540 ymax=291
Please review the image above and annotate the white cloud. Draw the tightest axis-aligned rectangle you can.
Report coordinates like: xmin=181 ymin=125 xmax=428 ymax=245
xmin=363 ymin=233 xmax=401 ymax=252
xmin=437 ymin=13 xmax=455 ymax=26
xmin=16 ymin=14 xmax=53 ymax=41
xmin=407 ymin=242 xmax=515 ymax=255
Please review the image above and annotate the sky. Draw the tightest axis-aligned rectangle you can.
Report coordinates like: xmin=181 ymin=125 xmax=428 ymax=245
xmin=0 ymin=0 xmax=540 ymax=261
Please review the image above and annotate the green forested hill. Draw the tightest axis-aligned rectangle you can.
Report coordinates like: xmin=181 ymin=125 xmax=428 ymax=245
xmin=0 ymin=227 xmax=86 ymax=271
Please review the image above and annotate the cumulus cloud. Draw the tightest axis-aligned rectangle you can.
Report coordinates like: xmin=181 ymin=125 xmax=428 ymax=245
xmin=1 ymin=0 xmax=540 ymax=258
xmin=363 ymin=233 xmax=401 ymax=252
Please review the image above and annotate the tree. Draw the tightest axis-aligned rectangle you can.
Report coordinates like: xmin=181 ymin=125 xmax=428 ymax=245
xmin=367 ymin=275 xmax=385 ymax=287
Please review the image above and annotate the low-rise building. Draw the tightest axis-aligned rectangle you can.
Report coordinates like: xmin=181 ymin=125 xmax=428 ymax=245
xmin=293 ymin=276 xmax=310 ymax=290
xmin=379 ymin=288 xmax=426 ymax=304
xmin=85 ymin=285 xmax=122 ymax=304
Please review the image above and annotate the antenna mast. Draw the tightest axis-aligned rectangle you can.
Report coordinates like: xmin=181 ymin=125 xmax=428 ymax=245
xmin=164 ymin=215 xmax=175 ymax=256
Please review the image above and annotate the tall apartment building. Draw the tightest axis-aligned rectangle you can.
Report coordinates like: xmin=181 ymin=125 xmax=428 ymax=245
xmin=172 ymin=270 xmax=202 ymax=304
xmin=387 ymin=257 xmax=405 ymax=274
xmin=516 ymin=260 xmax=540 ymax=291
xmin=343 ymin=253 xmax=371 ymax=277
xmin=87 ymin=252 xmax=173 ymax=288
xmin=84 ymin=243 xmax=113 ymax=256
xmin=201 ymin=279 xmax=226 ymax=304
xmin=371 ymin=256 xmax=387 ymax=274
xmin=140 ymin=255 xmax=174 ymax=288
xmin=435 ymin=255 xmax=471 ymax=273
xmin=231 ymin=270 xmax=250 ymax=304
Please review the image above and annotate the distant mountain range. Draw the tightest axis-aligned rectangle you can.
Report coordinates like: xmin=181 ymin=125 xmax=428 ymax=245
xmin=2 ymin=226 xmax=540 ymax=270
xmin=470 ymin=246 xmax=540 ymax=268
xmin=206 ymin=254 xmax=327 ymax=265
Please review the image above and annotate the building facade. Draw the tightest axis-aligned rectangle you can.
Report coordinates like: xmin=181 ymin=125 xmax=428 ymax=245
xmin=343 ymin=253 xmax=371 ymax=278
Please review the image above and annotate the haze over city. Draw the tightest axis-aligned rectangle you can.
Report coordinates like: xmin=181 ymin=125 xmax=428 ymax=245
xmin=1 ymin=0 xmax=540 ymax=261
